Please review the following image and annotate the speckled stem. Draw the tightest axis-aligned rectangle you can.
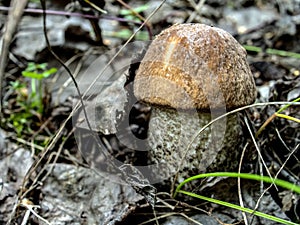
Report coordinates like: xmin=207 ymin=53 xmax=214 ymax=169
xmin=147 ymin=106 xmax=242 ymax=182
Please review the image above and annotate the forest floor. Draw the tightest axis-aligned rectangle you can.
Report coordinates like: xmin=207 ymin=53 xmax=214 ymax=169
xmin=0 ymin=0 xmax=299 ymax=224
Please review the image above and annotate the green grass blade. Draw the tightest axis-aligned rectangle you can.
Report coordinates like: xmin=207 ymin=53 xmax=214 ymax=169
xmin=244 ymin=45 xmax=300 ymax=59
xmin=277 ymin=97 xmax=300 ymax=114
xmin=276 ymin=113 xmax=300 ymax=124
xmin=178 ymin=190 xmax=299 ymax=225
xmin=174 ymin=172 xmax=300 ymax=198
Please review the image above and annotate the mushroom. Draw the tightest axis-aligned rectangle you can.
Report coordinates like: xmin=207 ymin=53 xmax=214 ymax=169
xmin=133 ymin=24 xmax=256 ymax=182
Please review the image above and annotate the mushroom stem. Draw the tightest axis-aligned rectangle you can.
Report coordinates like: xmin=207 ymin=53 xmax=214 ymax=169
xmin=147 ymin=106 xmax=242 ymax=181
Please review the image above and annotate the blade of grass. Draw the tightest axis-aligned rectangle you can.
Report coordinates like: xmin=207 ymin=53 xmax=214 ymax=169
xmin=174 ymin=172 xmax=300 ymax=224
xmin=244 ymin=45 xmax=300 ymax=59
xmin=256 ymin=97 xmax=300 ymax=137
xmin=277 ymin=97 xmax=300 ymax=114
xmin=174 ymin=172 xmax=300 ymax=198
xmin=177 ymin=190 xmax=299 ymax=225
xmin=275 ymin=113 xmax=300 ymax=124
xmin=170 ymin=101 xmax=300 ymax=196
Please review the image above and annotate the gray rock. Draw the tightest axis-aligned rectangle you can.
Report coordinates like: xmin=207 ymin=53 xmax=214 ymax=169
xmin=0 ymin=143 xmax=34 ymax=224
xmin=39 ymin=164 xmax=143 ymax=225
xmin=223 ymin=7 xmax=278 ymax=34
xmin=14 ymin=14 xmax=93 ymax=60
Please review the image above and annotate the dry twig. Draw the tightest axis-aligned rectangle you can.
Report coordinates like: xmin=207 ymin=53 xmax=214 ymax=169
xmin=0 ymin=0 xmax=28 ymax=114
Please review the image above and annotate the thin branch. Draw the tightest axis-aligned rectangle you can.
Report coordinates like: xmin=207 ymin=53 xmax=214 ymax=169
xmin=244 ymin=115 xmax=277 ymax=189
xmin=0 ymin=6 xmax=153 ymax=39
xmin=238 ymin=141 xmax=249 ymax=225
xmin=186 ymin=0 xmax=206 ymax=23
xmin=0 ymin=0 xmax=29 ymax=114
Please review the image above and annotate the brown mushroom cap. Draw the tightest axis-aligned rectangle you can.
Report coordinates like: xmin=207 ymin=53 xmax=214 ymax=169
xmin=133 ymin=23 xmax=256 ymax=110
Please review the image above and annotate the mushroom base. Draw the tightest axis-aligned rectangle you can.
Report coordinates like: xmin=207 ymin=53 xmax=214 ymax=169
xmin=147 ymin=106 xmax=243 ymax=183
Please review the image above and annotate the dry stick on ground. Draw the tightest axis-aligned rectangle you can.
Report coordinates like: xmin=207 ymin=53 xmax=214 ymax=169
xmin=186 ymin=0 xmax=206 ymax=23
xmin=51 ymin=52 xmax=84 ymax=105
xmin=20 ymin=199 xmax=51 ymax=225
xmin=244 ymin=111 xmax=277 ymax=188
xmin=138 ymin=198 xmax=206 ymax=225
xmin=116 ymin=0 xmax=148 ymax=24
xmin=138 ymin=212 xmax=179 ymax=225
xmin=16 ymin=142 xmax=74 ymax=224
xmin=275 ymin=128 xmax=300 ymax=166
xmin=10 ymin=136 xmax=44 ymax=152
xmin=20 ymin=0 xmax=167 ymax=205
xmin=39 ymin=127 xmax=76 ymax=184
xmin=238 ymin=141 xmax=250 ymax=225
xmin=250 ymin=143 xmax=299 ymax=223
xmin=18 ymin=0 xmax=165 ymax=211
xmin=53 ymin=48 xmax=104 ymax=106
xmin=0 ymin=0 xmax=28 ymax=114
xmin=273 ymin=128 xmax=299 ymax=183
xmin=244 ymin=116 xmax=299 ymax=223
